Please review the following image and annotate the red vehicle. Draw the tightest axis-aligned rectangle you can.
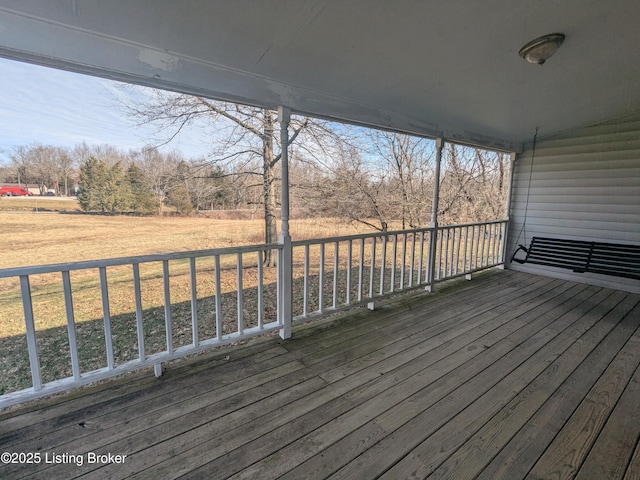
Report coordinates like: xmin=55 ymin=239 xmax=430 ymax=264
xmin=0 ymin=186 xmax=33 ymax=196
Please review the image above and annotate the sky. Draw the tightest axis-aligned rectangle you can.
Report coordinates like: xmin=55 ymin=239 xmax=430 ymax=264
xmin=0 ymin=57 xmax=212 ymax=164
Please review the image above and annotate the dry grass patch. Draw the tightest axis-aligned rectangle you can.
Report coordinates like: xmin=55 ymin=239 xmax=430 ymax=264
xmin=0 ymin=196 xmax=82 ymax=213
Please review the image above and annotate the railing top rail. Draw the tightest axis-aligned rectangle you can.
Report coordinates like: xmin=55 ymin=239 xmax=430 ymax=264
xmin=440 ymin=219 xmax=508 ymax=229
xmin=0 ymin=243 xmax=282 ymax=278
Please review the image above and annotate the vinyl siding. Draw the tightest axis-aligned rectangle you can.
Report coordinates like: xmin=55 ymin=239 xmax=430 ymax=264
xmin=506 ymin=116 xmax=640 ymax=293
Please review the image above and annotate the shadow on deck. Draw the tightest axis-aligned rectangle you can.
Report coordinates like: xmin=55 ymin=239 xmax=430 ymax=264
xmin=1 ymin=269 xmax=639 ymax=479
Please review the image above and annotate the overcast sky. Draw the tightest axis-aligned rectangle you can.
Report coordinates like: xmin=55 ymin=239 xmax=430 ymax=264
xmin=0 ymin=57 xmax=212 ymax=163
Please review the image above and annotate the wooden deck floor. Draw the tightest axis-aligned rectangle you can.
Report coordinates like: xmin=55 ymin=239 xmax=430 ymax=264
xmin=1 ymin=270 xmax=640 ymax=480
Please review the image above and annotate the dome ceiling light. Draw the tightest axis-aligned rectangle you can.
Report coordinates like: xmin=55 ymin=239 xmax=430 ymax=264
xmin=519 ymin=33 xmax=565 ymax=65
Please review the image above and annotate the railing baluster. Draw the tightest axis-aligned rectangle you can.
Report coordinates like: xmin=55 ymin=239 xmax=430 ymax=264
xmin=99 ymin=267 xmax=115 ymax=370
xmin=490 ymin=223 xmax=495 ymax=265
xmin=417 ymin=231 xmax=424 ymax=284
xmin=450 ymin=228 xmax=455 ymax=276
xmin=19 ymin=275 xmax=41 ymax=391
xmin=495 ymin=223 xmax=501 ymax=264
xmin=132 ymin=263 xmax=145 ymax=362
xmin=380 ymin=236 xmax=387 ymax=296
xmin=479 ymin=225 xmax=484 ymax=267
xmin=162 ymin=260 xmax=174 ymax=354
xmin=463 ymin=226 xmax=469 ymax=273
xmin=469 ymin=225 xmax=478 ymax=270
xmin=454 ymin=228 xmax=461 ymax=275
xmin=473 ymin=226 xmax=479 ymax=270
xmin=346 ymin=240 xmax=352 ymax=305
xmin=62 ymin=271 xmax=81 ymax=381
xmin=333 ymin=242 xmax=339 ymax=309
xmin=440 ymin=229 xmax=445 ymax=279
xmin=496 ymin=223 xmax=500 ymax=263
xmin=237 ymin=253 xmax=243 ymax=335
xmin=425 ymin=229 xmax=432 ymax=283
xmin=444 ymin=228 xmax=452 ymax=278
xmin=319 ymin=243 xmax=325 ymax=313
xmin=482 ymin=224 xmax=488 ymax=267
xmin=483 ymin=224 xmax=488 ymax=266
xmin=390 ymin=234 xmax=398 ymax=292
xmin=257 ymin=251 xmax=264 ymax=329
xmin=303 ymin=244 xmax=309 ymax=317
xmin=358 ymin=238 xmax=364 ymax=302
xmin=276 ymin=248 xmax=281 ymax=323
xmin=409 ymin=232 xmax=416 ymax=286
xmin=189 ymin=258 xmax=198 ymax=348
xmin=369 ymin=237 xmax=376 ymax=298
xmin=400 ymin=233 xmax=407 ymax=289
xmin=431 ymin=230 xmax=438 ymax=281
xmin=214 ymin=255 xmax=222 ymax=340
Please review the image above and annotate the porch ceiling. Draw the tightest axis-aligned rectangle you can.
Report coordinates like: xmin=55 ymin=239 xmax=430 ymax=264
xmin=0 ymin=1 xmax=639 ymax=151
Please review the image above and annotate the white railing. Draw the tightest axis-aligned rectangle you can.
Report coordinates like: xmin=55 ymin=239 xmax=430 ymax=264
xmin=433 ymin=220 xmax=507 ymax=281
xmin=291 ymin=220 xmax=507 ymax=321
xmin=0 ymin=220 xmax=507 ymax=408
xmin=0 ymin=244 xmax=283 ymax=408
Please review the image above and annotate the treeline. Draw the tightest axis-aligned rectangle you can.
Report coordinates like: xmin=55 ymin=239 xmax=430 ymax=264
xmin=0 ymin=143 xmax=241 ymax=215
xmin=0 ymin=129 xmax=510 ymax=228
xmin=292 ymin=130 xmax=510 ymax=229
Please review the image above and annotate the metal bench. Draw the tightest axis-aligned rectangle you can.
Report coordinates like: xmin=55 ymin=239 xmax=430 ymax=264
xmin=510 ymin=237 xmax=640 ymax=280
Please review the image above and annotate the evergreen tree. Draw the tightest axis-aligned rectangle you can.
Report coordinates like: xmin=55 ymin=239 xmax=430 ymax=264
xmin=78 ymin=158 xmax=132 ymax=213
xmin=126 ymin=164 xmax=156 ymax=214
xmin=107 ymin=162 xmax=132 ymax=213
xmin=78 ymin=157 xmax=104 ymax=211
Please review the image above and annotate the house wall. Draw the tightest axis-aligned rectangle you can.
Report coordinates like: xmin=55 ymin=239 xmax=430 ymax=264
xmin=506 ymin=116 xmax=640 ymax=293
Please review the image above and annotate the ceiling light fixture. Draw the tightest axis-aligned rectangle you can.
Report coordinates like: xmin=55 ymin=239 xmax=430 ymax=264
xmin=519 ymin=33 xmax=565 ymax=65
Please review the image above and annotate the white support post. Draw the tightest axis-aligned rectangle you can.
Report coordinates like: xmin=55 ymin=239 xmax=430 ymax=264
xmin=278 ymin=106 xmax=293 ymax=339
xmin=426 ymin=138 xmax=443 ymax=292
xmin=500 ymin=151 xmax=517 ymax=269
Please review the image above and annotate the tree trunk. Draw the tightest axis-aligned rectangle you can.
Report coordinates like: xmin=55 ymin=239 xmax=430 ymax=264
xmin=262 ymin=110 xmax=278 ymax=267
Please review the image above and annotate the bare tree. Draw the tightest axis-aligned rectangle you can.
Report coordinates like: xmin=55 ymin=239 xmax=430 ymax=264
xmin=132 ymin=147 xmax=179 ymax=215
xmin=369 ymin=131 xmax=434 ymax=229
xmin=126 ymin=90 xmax=326 ymax=266
xmin=58 ymin=149 xmax=76 ymax=196
xmin=438 ymin=144 xmax=510 ymax=224
xmin=299 ymin=130 xmax=436 ymax=231
xmin=11 ymin=144 xmax=63 ymax=194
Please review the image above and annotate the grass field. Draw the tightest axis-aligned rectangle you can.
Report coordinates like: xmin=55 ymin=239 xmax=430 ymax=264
xmin=0 ymin=195 xmax=82 ymax=213
xmin=0 ymin=202 xmax=369 ymax=268
xmin=0 ymin=203 xmax=378 ymax=396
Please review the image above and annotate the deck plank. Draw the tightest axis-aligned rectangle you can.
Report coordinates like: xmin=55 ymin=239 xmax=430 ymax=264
xmin=624 ymin=439 xmax=640 ymax=480
xmin=528 ymin=300 xmax=640 ymax=480
xmin=427 ymin=295 xmax=640 ymax=480
xmin=278 ymin=285 xmax=612 ymax=480
xmin=1 ymin=270 xmax=639 ymax=480
xmin=329 ymin=284 xmax=612 ymax=480
xmin=575 ymin=358 xmax=640 ymax=480
xmin=373 ymin=290 xmax=635 ymax=480
xmin=474 ymin=293 xmax=636 ymax=480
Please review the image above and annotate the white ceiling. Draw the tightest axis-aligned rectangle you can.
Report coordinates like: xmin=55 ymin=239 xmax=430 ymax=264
xmin=1 ymin=1 xmax=639 ymax=151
